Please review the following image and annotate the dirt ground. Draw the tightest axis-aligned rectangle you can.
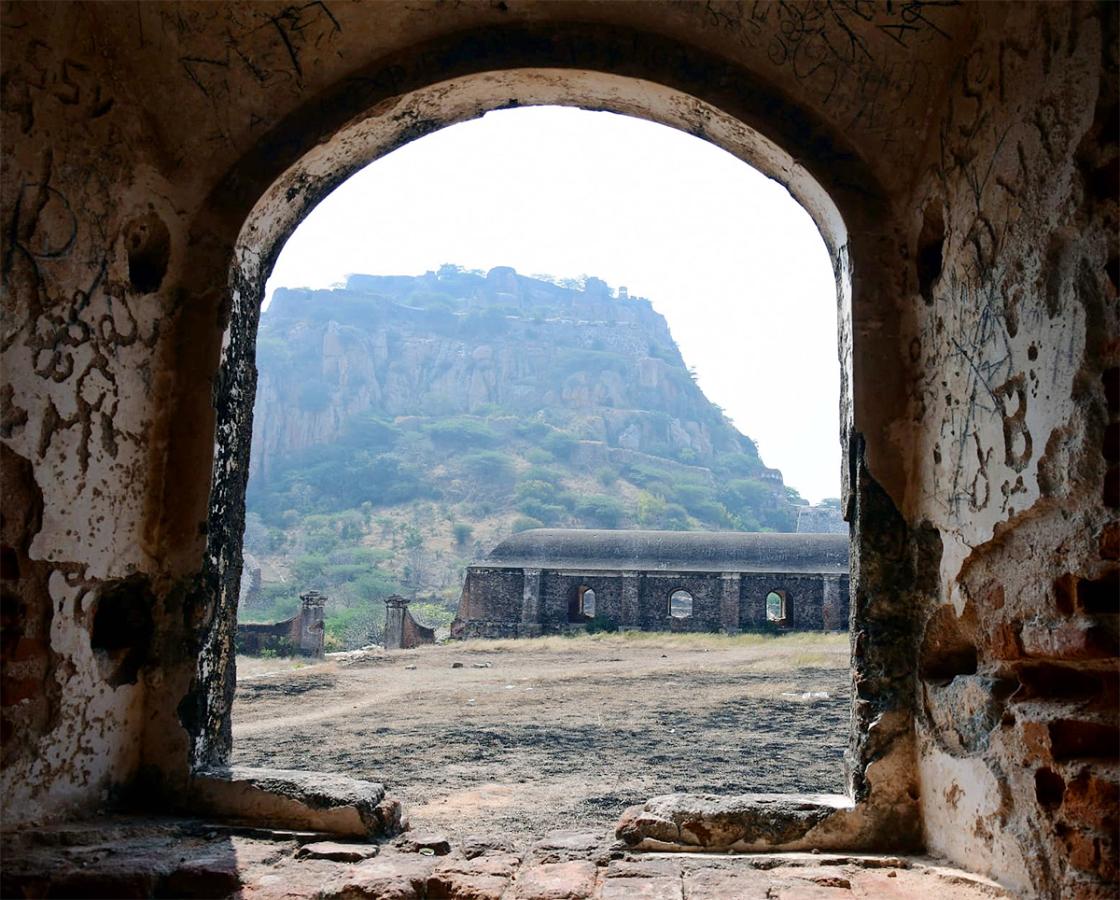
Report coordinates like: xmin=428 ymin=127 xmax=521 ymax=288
xmin=231 ymin=632 xmax=850 ymax=846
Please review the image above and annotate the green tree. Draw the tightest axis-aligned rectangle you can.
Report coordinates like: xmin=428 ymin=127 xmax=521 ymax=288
xmin=576 ymin=495 xmax=625 ymax=528
xmin=452 ymin=522 xmax=474 ymax=546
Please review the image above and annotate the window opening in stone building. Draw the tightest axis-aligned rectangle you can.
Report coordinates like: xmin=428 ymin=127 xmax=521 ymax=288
xmin=766 ymin=590 xmax=787 ymax=624
xmin=669 ymin=589 xmax=694 ymax=619
xmin=229 ymin=104 xmax=846 ymax=848
xmin=569 ymin=585 xmax=596 ymax=621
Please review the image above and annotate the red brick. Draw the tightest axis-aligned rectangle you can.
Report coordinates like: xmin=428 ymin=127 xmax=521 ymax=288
xmin=1021 ymin=721 xmax=1054 ymax=761
xmin=1049 ymin=720 xmax=1120 ymax=761
xmin=1100 ymin=523 xmax=1120 ymax=560
xmin=1014 ymin=664 xmax=1113 ymax=704
xmin=1054 ymin=575 xmax=1078 ymax=616
xmin=1 ymin=676 xmax=41 ymax=707
xmin=1063 ymin=826 xmax=1101 ymax=873
xmin=989 ymin=621 xmax=1022 ymax=659
xmin=8 ymin=637 xmax=49 ymax=663
xmin=1063 ymin=772 xmax=1120 ymax=832
xmin=1020 ymin=621 xmax=1117 ymax=660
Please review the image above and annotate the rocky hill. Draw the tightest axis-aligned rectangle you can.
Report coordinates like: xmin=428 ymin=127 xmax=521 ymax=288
xmin=242 ymin=266 xmax=815 ymax=648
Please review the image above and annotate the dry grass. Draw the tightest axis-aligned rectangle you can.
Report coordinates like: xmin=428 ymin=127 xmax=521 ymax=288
xmin=455 ymin=630 xmax=849 ymax=655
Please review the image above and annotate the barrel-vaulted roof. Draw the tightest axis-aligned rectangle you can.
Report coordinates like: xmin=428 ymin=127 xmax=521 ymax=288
xmin=479 ymin=529 xmax=849 ymax=575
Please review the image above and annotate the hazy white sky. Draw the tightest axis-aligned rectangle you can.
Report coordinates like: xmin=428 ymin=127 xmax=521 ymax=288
xmin=266 ymin=106 xmax=840 ymax=503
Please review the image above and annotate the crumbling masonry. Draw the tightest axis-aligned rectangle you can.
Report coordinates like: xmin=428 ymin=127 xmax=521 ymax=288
xmin=1 ymin=3 xmax=1116 ymax=897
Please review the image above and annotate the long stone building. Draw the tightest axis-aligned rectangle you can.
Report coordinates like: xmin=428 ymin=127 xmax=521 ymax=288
xmin=453 ymin=529 xmax=849 ymax=638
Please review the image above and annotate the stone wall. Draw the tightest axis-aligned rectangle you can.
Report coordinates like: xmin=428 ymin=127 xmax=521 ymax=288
xmin=451 ymin=568 xmax=527 ymax=640
xmin=235 ymin=592 xmax=325 ymax=659
xmin=455 ymin=567 xmax=849 ymax=637
xmin=383 ymin=596 xmax=436 ymax=650
xmin=1 ymin=3 xmax=1113 ymax=894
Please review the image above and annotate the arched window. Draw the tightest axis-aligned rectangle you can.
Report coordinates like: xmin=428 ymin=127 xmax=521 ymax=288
xmin=669 ymin=589 xmax=693 ymax=619
xmin=580 ymin=587 xmax=596 ymax=618
xmin=766 ymin=590 xmax=787 ymax=623
xmin=570 ymin=585 xmax=596 ymax=621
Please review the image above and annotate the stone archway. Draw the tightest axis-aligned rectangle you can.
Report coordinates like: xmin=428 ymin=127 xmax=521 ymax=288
xmin=171 ymin=27 xmax=924 ymax=853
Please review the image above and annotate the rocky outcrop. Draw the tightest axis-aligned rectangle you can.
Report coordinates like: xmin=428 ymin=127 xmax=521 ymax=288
xmin=249 ymin=269 xmax=763 ymax=481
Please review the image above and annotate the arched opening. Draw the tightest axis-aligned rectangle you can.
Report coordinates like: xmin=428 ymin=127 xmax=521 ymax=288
xmin=570 ymin=586 xmax=596 ymax=622
xmin=177 ymin=28 xmax=915 ymax=852
xmin=668 ymin=589 xmax=693 ymax=619
xmin=766 ymin=590 xmax=788 ymax=625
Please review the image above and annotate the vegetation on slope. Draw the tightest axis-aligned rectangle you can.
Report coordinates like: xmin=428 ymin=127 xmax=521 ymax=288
xmin=242 ymin=266 xmax=809 ymax=648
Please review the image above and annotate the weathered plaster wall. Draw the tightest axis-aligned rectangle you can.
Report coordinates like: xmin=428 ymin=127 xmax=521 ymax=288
xmin=1 ymin=3 xmax=1113 ymax=894
xmin=898 ymin=4 xmax=1119 ymax=895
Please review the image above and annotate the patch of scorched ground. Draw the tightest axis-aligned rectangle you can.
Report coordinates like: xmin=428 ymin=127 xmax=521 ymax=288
xmin=231 ymin=632 xmax=850 ymax=845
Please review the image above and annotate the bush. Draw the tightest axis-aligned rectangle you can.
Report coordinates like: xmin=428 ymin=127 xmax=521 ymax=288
xmin=515 ymin=479 xmax=562 ymax=505
xmin=293 ymin=554 xmax=327 ymax=582
xmin=586 ymin=615 xmax=619 ymax=634
xmin=452 ymin=522 xmax=474 ymax=546
xmin=460 ymin=450 xmax=516 ymax=485
xmin=511 ymin=516 xmax=544 ymax=533
xmin=661 ymin=503 xmax=691 ymax=529
xmin=596 ymin=467 xmax=618 ymax=487
xmin=576 ymin=495 xmax=625 ymax=528
xmin=516 ymin=499 xmax=565 ymax=525
xmin=424 ymin=417 xmax=498 ymax=448
xmin=542 ymin=430 xmax=578 ymax=460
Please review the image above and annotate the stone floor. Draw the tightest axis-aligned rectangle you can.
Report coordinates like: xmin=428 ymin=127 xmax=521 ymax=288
xmin=0 ymin=817 xmax=1012 ymax=899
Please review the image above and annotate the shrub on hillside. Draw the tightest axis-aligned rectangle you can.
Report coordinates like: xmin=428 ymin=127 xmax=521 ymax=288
xmin=576 ymin=495 xmax=625 ymax=528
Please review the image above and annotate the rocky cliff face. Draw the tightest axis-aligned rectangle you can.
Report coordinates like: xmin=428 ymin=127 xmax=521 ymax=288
xmin=250 ymin=267 xmax=767 ymax=483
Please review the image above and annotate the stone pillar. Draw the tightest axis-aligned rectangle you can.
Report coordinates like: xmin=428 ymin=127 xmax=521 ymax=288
xmin=821 ymin=576 xmax=841 ymax=630
xmin=384 ymin=595 xmax=407 ymax=650
xmin=720 ymin=573 xmax=741 ymax=633
xmin=621 ymin=572 xmax=641 ymax=628
xmin=519 ymin=568 xmax=543 ymax=638
xmin=298 ymin=590 xmax=326 ymax=657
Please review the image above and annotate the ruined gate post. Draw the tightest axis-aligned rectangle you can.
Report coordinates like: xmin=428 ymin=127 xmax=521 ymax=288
xmin=297 ymin=590 xmax=326 ymax=657
xmin=384 ymin=595 xmax=407 ymax=650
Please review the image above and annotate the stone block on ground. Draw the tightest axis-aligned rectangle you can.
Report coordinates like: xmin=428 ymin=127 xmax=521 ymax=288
xmin=191 ymin=766 xmax=404 ymax=839
xmin=428 ymin=852 xmax=520 ymax=899
xmin=617 ymin=794 xmax=850 ymax=850
xmin=684 ymin=867 xmax=771 ymax=900
xmin=528 ymin=830 xmax=612 ymax=864
xmin=396 ymin=831 xmax=452 ymax=855
xmin=322 ymin=852 xmax=437 ymax=899
xmin=511 ymin=860 xmax=599 ymax=899
xmin=297 ymin=841 xmax=380 ymax=862
xmin=602 ymin=857 xmax=684 ymax=898
xmin=461 ymin=834 xmax=518 ymax=859
xmin=601 ymin=873 xmax=682 ymax=900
